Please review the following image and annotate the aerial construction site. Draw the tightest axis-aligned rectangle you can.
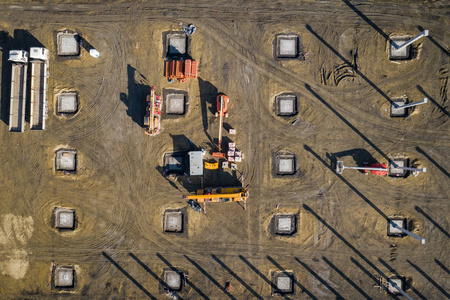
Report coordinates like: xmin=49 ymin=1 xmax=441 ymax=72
xmin=0 ymin=0 xmax=449 ymax=299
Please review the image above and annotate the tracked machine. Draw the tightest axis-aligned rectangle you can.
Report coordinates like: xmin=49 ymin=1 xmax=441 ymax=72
xmin=144 ymin=87 xmax=162 ymax=136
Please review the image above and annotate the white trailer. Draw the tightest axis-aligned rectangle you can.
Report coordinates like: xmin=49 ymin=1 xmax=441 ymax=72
xmin=29 ymin=47 xmax=49 ymax=130
xmin=8 ymin=50 xmax=28 ymax=132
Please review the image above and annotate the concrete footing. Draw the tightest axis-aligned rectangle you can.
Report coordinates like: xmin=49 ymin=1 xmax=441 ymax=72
xmin=57 ymin=92 xmax=78 ymax=114
xmin=388 ymin=158 xmax=409 ymax=177
xmin=389 ymin=37 xmax=411 ymax=60
xmin=55 ymin=149 xmax=77 ymax=172
xmin=164 ymin=211 xmax=183 ymax=233
xmin=163 ymin=270 xmax=183 ymax=291
xmin=276 ymin=155 xmax=296 ymax=175
xmin=387 ymin=217 xmax=407 ymax=237
xmin=272 ymin=271 xmax=294 ymax=295
xmin=276 ymin=94 xmax=298 ymax=116
xmin=166 ymin=93 xmax=185 ymax=114
xmin=54 ymin=266 xmax=74 ymax=288
xmin=166 ymin=33 xmax=187 ymax=57
xmin=275 ymin=34 xmax=300 ymax=59
xmin=164 ymin=152 xmax=186 ymax=175
xmin=54 ymin=208 xmax=75 ymax=230
xmin=387 ymin=277 xmax=405 ymax=295
xmin=275 ymin=214 xmax=297 ymax=235
xmin=390 ymin=97 xmax=407 ymax=117
xmin=57 ymin=32 xmax=79 ymax=56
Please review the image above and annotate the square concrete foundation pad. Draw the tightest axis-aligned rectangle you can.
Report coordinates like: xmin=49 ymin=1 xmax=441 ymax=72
xmin=164 ymin=211 xmax=183 ymax=232
xmin=272 ymin=271 xmax=294 ymax=294
xmin=166 ymin=94 xmax=185 ymax=114
xmin=389 ymin=159 xmax=407 ymax=177
xmin=388 ymin=278 xmax=404 ymax=294
xmin=276 ymin=94 xmax=297 ymax=116
xmin=167 ymin=155 xmax=184 ymax=172
xmin=54 ymin=267 xmax=74 ymax=287
xmin=279 ymin=158 xmax=294 ymax=174
xmin=55 ymin=149 xmax=77 ymax=171
xmin=55 ymin=208 xmax=75 ymax=229
xmin=389 ymin=37 xmax=411 ymax=60
xmin=277 ymin=276 xmax=292 ymax=291
xmin=390 ymin=99 xmax=407 ymax=117
xmin=57 ymin=32 xmax=79 ymax=56
xmin=167 ymin=34 xmax=187 ymax=56
xmin=58 ymin=92 xmax=78 ymax=113
xmin=275 ymin=214 xmax=296 ymax=235
xmin=278 ymin=216 xmax=293 ymax=232
xmin=277 ymin=35 xmax=298 ymax=58
xmin=164 ymin=270 xmax=182 ymax=291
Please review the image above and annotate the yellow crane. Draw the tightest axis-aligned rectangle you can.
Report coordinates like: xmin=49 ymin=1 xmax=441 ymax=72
xmin=184 ymin=187 xmax=248 ymax=212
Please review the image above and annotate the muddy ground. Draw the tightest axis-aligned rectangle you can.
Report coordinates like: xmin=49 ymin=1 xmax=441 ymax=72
xmin=0 ymin=0 xmax=449 ymax=299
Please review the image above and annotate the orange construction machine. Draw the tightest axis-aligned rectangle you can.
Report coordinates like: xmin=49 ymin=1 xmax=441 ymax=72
xmin=164 ymin=59 xmax=198 ymax=82
xmin=212 ymin=94 xmax=229 ymax=159
xmin=144 ymin=87 xmax=162 ymax=136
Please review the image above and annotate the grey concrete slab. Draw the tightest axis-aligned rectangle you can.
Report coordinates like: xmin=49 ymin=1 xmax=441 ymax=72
xmin=55 ymin=149 xmax=77 ymax=171
xmin=389 ymin=37 xmax=411 ymax=60
xmin=58 ymin=92 xmax=78 ymax=114
xmin=166 ymin=94 xmax=185 ymax=114
xmin=167 ymin=34 xmax=187 ymax=56
xmin=164 ymin=270 xmax=182 ymax=291
xmin=164 ymin=211 xmax=183 ymax=232
xmin=389 ymin=159 xmax=407 ymax=177
xmin=277 ymin=35 xmax=298 ymax=58
xmin=278 ymin=158 xmax=294 ymax=174
xmin=54 ymin=267 xmax=74 ymax=287
xmin=388 ymin=278 xmax=404 ymax=295
xmin=390 ymin=99 xmax=407 ymax=117
xmin=55 ymin=208 xmax=75 ymax=229
xmin=57 ymin=32 xmax=79 ymax=56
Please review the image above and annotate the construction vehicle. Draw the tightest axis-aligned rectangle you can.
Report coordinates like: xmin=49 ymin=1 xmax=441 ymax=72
xmin=144 ymin=87 xmax=162 ymax=136
xmin=336 ymin=161 xmax=426 ymax=175
xmin=212 ymin=94 xmax=229 ymax=159
xmin=184 ymin=187 xmax=248 ymax=212
xmin=29 ymin=47 xmax=49 ymax=130
xmin=164 ymin=59 xmax=197 ymax=82
xmin=204 ymin=161 xmax=219 ymax=169
xmin=8 ymin=50 xmax=28 ymax=132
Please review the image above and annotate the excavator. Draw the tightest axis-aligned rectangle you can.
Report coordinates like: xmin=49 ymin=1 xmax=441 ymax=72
xmin=144 ymin=87 xmax=162 ymax=136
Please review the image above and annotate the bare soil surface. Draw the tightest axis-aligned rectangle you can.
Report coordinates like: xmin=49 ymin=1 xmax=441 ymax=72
xmin=0 ymin=0 xmax=449 ymax=299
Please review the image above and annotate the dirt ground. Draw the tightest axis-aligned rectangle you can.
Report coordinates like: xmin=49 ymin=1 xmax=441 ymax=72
xmin=0 ymin=0 xmax=449 ymax=299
